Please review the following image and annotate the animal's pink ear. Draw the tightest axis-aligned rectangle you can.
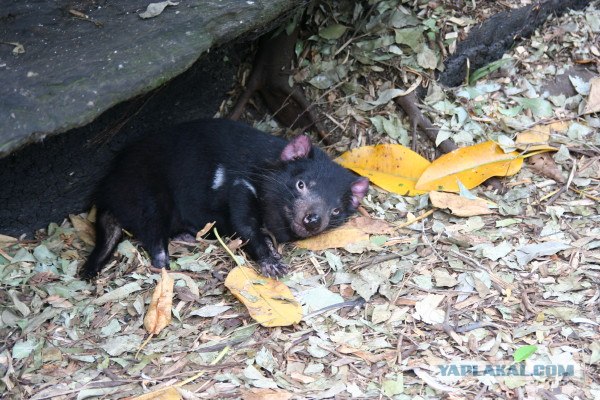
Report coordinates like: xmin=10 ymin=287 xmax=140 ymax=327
xmin=350 ymin=177 xmax=369 ymax=208
xmin=281 ymin=135 xmax=312 ymax=161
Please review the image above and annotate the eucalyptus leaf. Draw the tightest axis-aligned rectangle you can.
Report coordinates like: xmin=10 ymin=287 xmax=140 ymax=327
xmin=319 ymin=24 xmax=347 ymax=40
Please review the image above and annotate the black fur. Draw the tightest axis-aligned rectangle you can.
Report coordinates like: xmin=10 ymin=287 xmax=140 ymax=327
xmin=80 ymin=119 xmax=369 ymax=279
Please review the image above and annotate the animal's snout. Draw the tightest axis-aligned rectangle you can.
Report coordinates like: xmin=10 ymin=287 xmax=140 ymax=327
xmin=303 ymin=213 xmax=321 ymax=232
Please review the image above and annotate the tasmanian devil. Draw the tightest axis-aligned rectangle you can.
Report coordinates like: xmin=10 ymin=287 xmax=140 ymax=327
xmin=80 ymin=119 xmax=369 ymax=280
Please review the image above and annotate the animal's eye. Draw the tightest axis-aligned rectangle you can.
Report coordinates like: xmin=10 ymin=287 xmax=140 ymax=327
xmin=332 ymin=208 xmax=340 ymax=216
xmin=296 ymin=180 xmax=305 ymax=190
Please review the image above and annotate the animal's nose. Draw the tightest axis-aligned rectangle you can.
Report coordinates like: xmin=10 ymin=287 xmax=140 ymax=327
xmin=303 ymin=213 xmax=321 ymax=232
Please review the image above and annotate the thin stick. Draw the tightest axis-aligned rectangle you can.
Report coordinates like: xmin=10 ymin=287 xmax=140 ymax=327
xmin=394 ymin=209 xmax=434 ymax=229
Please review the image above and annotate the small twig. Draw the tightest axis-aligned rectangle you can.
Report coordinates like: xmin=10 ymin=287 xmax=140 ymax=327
xmin=302 ymin=298 xmax=366 ymax=320
xmin=448 ymin=249 xmax=511 ymax=292
xmin=69 ymin=9 xmax=103 ymax=27
xmin=520 ymin=289 xmax=538 ymax=317
xmin=546 ymin=158 xmax=577 ymax=206
xmin=455 ymin=321 xmax=501 ymax=333
xmin=351 ymin=252 xmax=409 ymax=270
xmin=473 ymin=384 xmax=488 ymax=400
xmin=214 ymin=228 xmax=244 ymax=267
xmin=333 ymin=3 xmax=377 ymax=56
xmin=0 ymin=247 xmax=13 ymax=262
xmin=33 ymin=381 xmax=133 ymax=400
xmin=421 ymin=231 xmax=446 ymax=264
xmin=396 ymin=334 xmax=404 ymax=365
xmin=394 ymin=209 xmax=434 ymax=229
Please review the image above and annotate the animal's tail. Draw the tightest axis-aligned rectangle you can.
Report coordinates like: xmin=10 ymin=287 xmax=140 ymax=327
xmin=80 ymin=209 xmax=122 ymax=280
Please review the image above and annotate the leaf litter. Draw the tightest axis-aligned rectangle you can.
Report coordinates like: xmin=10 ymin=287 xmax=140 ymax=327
xmin=2 ymin=1 xmax=600 ymax=399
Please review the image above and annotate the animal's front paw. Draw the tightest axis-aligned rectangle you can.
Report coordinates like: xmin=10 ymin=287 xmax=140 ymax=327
xmin=79 ymin=267 xmax=98 ymax=281
xmin=258 ymin=257 xmax=288 ymax=278
xmin=264 ymin=237 xmax=282 ymax=260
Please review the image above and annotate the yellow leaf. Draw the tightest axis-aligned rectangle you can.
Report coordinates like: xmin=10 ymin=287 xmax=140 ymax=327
xmin=144 ymin=269 xmax=174 ymax=334
xmin=295 ymin=216 xmax=395 ymax=251
xmin=515 ymin=121 xmax=567 ymax=152
xmin=224 ymin=266 xmax=302 ymax=327
xmin=129 ymin=387 xmax=181 ymax=400
xmin=415 ymin=141 xmax=523 ymax=192
xmin=335 ymin=144 xmax=430 ymax=196
xmin=296 ymin=227 xmax=369 ymax=251
xmin=429 ymin=191 xmax=493 ymax=217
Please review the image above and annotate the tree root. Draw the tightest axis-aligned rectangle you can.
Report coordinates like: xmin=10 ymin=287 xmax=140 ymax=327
xmin=395 ymin=92 xmax=505 ymax=192
xmin=229 ymin=27 xmax=325 ymax=137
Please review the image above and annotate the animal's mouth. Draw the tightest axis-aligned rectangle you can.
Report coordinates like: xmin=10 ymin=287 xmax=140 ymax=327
xmin=286 ymin=200 xmax=330 ymax=238
xmin=291 ymin=217 xmax=328 ymax=238
xmin=291 ymin=220 xmax=311 ymax=238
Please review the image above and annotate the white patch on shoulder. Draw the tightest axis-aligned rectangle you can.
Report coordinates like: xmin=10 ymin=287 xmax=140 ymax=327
xmin=211 ymin=165 xmax=226 ymax=190
xmin=234 ymin=178 xmax=257 ymax=197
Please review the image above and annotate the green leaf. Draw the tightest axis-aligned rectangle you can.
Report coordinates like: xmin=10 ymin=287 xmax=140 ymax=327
xmin=416 ymin=45 xmax=438 ymax=70
xmin=382 ymin=375 xmax=404 ymax=396
xmin=513 ymin=345 xmax=538 ymax=362
xmin=514 ymin=98 xmax=553 ymax=118
xmin=394 ymin=27 xmax=424 ymax=50
xmin=319 ymin=24 xmax=347 ymax=40
xmin=469 ymin=58 xmax=513 ymax=85
xmin=12 ymin=339 xmax=37 ymax=360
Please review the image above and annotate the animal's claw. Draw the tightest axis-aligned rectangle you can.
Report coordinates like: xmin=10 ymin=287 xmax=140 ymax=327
xmin=258 ymin=257 xmax=288 ymax=278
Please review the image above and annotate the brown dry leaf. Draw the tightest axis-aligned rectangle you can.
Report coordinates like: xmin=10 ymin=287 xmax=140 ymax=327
xmin=295 ymin=216 xmax=395 ymax=251
xmin=345 ymin=215 xmax=396 ymax=234
xmin=227 ymin=238 xmax=244 ymax=252
xmin=528 ymin=153 xmax=565 ymax=183
xmin=295 ymin=227 xmax=368 ymax=251
xmin=337 ymin=344 xmax=385 ymax=364
xmin=195 ymin=221 xmax=215 ymax=240
xmin=0 ymin=234 xmax=18 ymax=246
xmin=143 ymin=268 xmax=174 ymax=334
xmin=335 ymin=144 xmax=431 ymax=196
xmin=429 ymin=191 xmax=493 ymax=217
xmin=338 ymin=346 xmax=397 ymax=364
xmin=129 ymin=387 xmax=181 ymax=400
xmin=224 ymin=266 xmax=302 ymax=327
xmin=240 ymin=388 xmax=293 ymax=400
xmin=415 ymin=141 xmax=523 ymax=192
xmin=584 ymin=76 xmax=600 ymax=114
xmin=69 ymin=214 xmax=96 ymax=246
xmin=290 ymin=372 xmax=316 ymax=384
xmin=46 ymin=295 xmax=73 ymax=309
xmin=515 ymin=121 xmax=568 ymax=152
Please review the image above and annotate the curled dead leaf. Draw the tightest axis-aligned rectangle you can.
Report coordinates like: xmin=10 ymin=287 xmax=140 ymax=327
xmin=336 ymin=144 xmax=430 ymax=196
xmin=429 ymin=191 xmax=493 ymax=217
xmin=415 ymin=141 xmax=523 ymax=192
xmin=195 ymin=221 xmax=215 ymax=240
xmin=144 ymin=268 xmax=174 ymax=335
xmin=528 ymin=153 xmax=565 ymax=183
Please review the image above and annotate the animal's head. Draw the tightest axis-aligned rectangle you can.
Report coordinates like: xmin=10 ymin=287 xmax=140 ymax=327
xmin=261 ymin=135 xmax=369 ymax=241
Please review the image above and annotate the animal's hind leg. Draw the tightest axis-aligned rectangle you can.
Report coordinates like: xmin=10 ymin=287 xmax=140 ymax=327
xmin=80 ymin=210 xmax=123 ymax=280
xmin=142 ymin=234 xmax=171 ymax=269
xmin=134 ymin=201 xmax=173 ymax=270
